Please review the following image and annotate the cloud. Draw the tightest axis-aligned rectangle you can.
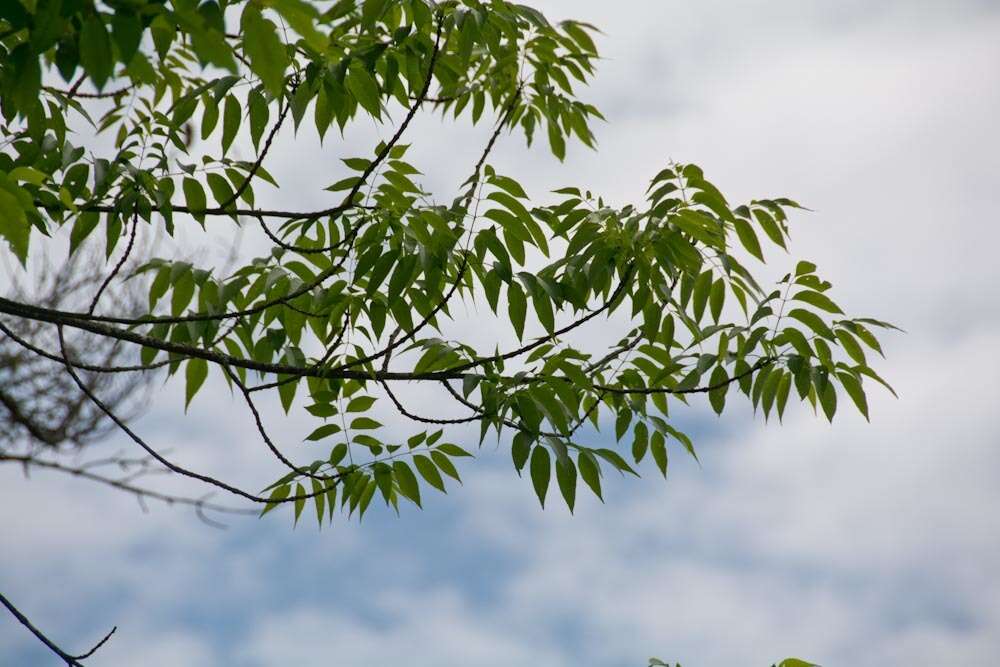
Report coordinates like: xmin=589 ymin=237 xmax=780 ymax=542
xmin=239 ymin=593 xmax=571 ymax=667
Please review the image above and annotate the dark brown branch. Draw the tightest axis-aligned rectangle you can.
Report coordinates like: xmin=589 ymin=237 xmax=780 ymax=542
xmin=380 ymin=380 xmax=481 ymax=425
xmin=2 ymin=296 xmax=772 ymax=398
xmin=88 ymin=213 xmax=138 ymax=315
xmin=0 ymin=591 xmax=115 ymax=666
xmin=0 ymin=320 xmax=170 ymax=375
xmin=44 ymin=84 xmax=134 ymax=99
xmin=224 ymin=365 xmax=333 ymax=481
xmin=53 ymin=325 xmax=339 ymax=505
xmin=438 ymin=380 xmax=563 ymax=438
xmin=35 ymin=200 xmax=377 ymax=221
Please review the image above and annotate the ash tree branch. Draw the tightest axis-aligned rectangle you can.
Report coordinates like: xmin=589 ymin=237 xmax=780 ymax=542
xmin=88 ymin=212 xmax=139 ymax=315
xmin=0 ymin=319 xmax=171 ymax=375
xmin=0 ymin=453 xmax=258 ymax=518
xmin=0 ymin=591 xmax=115 ymax=667
xmin=53 ymin=325 xmax=341 ymax=505
xmin=0 ymin=297 xmax=772 ymax=398
xmin=380 ymin=379 xmax=482 ymax=426
xmin=223 ymin=365 xmax=334 ymax=482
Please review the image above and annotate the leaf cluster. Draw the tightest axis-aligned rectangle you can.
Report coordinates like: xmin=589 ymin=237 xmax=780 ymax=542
xmin=0 ymin=0 xmax=896 ymax=527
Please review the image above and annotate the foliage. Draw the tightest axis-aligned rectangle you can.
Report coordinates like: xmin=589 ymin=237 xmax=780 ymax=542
xmin=0 ymin=0 xmax=897 ymax=530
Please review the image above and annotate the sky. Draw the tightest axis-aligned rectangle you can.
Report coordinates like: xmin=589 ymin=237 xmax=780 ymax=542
xmin=3 ymin=1 xmax=1000 ymax=665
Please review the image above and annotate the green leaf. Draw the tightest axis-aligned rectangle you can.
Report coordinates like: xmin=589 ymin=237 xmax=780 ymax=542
xmin=530 ymin=445 xmax=551 ymax=507
xmin=752 ymin=208 xmax=786 ymax=249
xmin=350 ymin=417 xmax=381 ymax=430
xmin=792 ymin=289 xmax=843 ymax=314
xmin=819 ymin=377 xmax=837 ymax=422
xmin=595 ymin=448 xmax=640 ymax=476
xmin=371 ymin=463 xmax=391 ymax=504
xmin=346 ymin=64 xmax=382 ymax=118
xmin=650 ymin=431 xmax=668 ymax=478
xmin=834 ymin=328 xmax=867 ymax=364
xmin=182 ymin=178 xmax=207 ymax=217
xmin=392 ymin=460 xmax=421 ymax=507
xmin=533 ymin=292 xmax=555 ymax=334
xmin=184 ymin=358 xmax=208 ymax=408
xmin=547 ymin=119 xmax=566 ymax=161
xmin=0 ymin=189 xmax=29 ymax=264
xmin=490 ymin=174 xmax=528 ymax=199
xmin=631 ymin=421 xmax=648 ymax=463
xmin=795 ymin=260 xmax=817 ymax=276
xmin=781 ymin=326 xmax=814 ymax=359
xmin=222 ymin=95 xmax=241 ymax=154
xmin=555 ymin=457 xmax=577 ymax=512
xmin=414 ymin=454 xmax=446 ymax=493
xmin=112 ymin=13 xmax=143 ymax=64
xmin=190 ymin=26 xmax=237 ymax=71
xmin=309 ymin=479 xmax=326 ymax=527
xmin=171 ymin=270 xmax=195 ymax=315
xmin=691 ymin=270 xmax=712 ymax=323
xmin=431 ymin=451 xmax=461 ymax=483
xmin=241 ymin=7 xmax=290 ymax=97
xmin=709 ymin=277 xmax=726 ymax=323
xmin=206 ymin=173 xmax=234 ymax=207
xmin=259 ymin=483 xmax=290 ymax=517
xmin=578 ymin=451 xmax=603 ymax=500
xmin=278 ymin=376 xmax=298 ymax=413
xmin=7 ymin=44 xmax=41 ymax=115
xmin=733 ymin=218 xmax=764 ymax=261
xmin=787 ymin=308 xmax=835 ymax=340
xmin=273 ymin=0 xmax=327 ymax=52
xmin=248 ymin=89 xmax=269 ymax=148
xmin=512 ymin=431 xmax=532 ymax=473
xmin=615 ymin=410 xmax=631 ymax=442
xmin=293 ymin=482 xmax=306 ymax=525
xmin=68 ymin=212 xmax=99 ymax=257
xmin=776 ymin=371 xmax=792 ymax=421
xmin=508 ymin=282 xmax=527 ymax=340
xmin=346 ymin=396 xmax=376 ymax=412
xmin=305 ymin=423 xmax=342 ymax=441
xmin=80 ymin=16 xmax=113 ymax=90
xmin=708 ymin=366 xmax=728 ymax=415
xmin=436 ymin=443 xmax=473 ymax=457
xmin=836 ymin=371 xmax=869 ymax=421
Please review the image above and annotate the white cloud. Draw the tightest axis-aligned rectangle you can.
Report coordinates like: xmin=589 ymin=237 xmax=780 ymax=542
xmin=239 ymin=592 xmax=571 ymax=667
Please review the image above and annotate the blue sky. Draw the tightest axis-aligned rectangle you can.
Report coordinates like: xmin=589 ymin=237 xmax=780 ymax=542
xmin=3 ymin=1 xmax=1000 ymax=665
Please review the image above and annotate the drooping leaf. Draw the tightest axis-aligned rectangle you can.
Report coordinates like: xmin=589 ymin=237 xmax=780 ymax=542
xmin=530 ymin=445 xmax=551 ymax=507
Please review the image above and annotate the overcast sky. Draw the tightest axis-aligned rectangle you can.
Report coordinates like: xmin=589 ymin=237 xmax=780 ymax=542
xmin=3 ymin=2 xmax=1000 ymax=665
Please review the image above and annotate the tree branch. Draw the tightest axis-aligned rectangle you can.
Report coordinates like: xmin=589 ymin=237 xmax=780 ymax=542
xmin=0 ymin=454 xmax=257 ymax=518
xmin=0 ymin=591 xmax=115 ymax=666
